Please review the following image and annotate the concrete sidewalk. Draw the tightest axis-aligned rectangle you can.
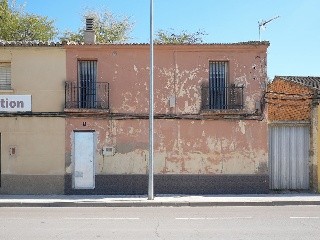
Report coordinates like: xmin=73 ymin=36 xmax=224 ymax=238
xmin=0 ymin=193 xmax=320 ymax=207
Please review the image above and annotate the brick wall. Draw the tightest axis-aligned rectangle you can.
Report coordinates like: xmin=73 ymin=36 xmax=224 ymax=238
xmin=267 ymin=78 xmax=312 ymax=121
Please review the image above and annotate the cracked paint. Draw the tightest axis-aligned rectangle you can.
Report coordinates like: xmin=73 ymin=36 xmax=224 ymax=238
xmin=65 ymin=44 xmax=269 ymax=176
xmin=237 ymin=121 xmax=247 ymax=134
xmin=66 ymin=118 xmax=267 ymax=175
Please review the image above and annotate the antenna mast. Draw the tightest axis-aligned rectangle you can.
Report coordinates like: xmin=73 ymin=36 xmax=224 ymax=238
xmin=259 ymin=15 xmax=280 ymax=41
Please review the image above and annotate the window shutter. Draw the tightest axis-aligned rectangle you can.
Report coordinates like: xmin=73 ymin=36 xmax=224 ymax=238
xmin=0 ymin=62 xmax=11 ymax=90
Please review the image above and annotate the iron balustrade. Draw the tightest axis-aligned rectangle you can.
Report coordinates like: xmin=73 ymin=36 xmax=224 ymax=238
xmin=201 ymin=83 xmax=244 ymax=110
xmin=65 ymin=81 xmax=110 ymax=109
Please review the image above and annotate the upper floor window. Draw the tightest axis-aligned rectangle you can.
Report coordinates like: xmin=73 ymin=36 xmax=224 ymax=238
xmin=201 ymin=61 xmax=244 ymax=110
xmin=78 ymin=60 xmax=97 ymax=108
xmin=0 ymin=62 xmax=11 ymax=90
xmin=65 ymin=60 xmax=110 ymax=110
xmin=209 ymin=61 xmax=228 ymax=109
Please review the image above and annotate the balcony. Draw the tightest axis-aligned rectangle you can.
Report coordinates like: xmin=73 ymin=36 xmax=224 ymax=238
xmin=65 ymin=81 xmax=110 ymax=110
xmin=201 ymin=83 xmax=244 ymax=110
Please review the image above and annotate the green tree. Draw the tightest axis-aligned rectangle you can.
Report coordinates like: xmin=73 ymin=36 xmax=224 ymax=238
xmin=60 ymin=8 xmax=135 ymax=43
xmin=0 ymin=0 xmax=57 ymax=41
xmin=154 ymin=29 xmax=207 ymax=44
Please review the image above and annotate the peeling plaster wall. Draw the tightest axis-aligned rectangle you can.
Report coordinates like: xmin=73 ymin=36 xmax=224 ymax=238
xmin=66 ymin=118 xmax=267 ymax=175
xmin=66 ymin=44 xmax=268 ymax=115
xmin=65 ymin=44 xmax=268 ymax=176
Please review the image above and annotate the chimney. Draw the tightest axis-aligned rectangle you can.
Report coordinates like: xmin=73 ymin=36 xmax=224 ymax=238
xmin=84 ymin=17 xmax=96 ymax=44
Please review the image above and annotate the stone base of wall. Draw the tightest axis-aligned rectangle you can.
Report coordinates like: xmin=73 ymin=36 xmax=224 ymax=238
xmin=0 ymin=175 xmax=65 ymax=195
xmin=65 ymin=174 xmax=269 ymax=195
xmin=0 ymin=174 xmax=269 ymax=195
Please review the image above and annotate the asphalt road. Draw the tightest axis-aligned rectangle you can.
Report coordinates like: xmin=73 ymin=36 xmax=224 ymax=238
xmin=1 ymin=206 xmax=320 ymax=240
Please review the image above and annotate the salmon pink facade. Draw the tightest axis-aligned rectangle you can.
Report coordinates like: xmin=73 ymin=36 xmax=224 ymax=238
xmin=64 ymin=42 xmax=269 ymax=194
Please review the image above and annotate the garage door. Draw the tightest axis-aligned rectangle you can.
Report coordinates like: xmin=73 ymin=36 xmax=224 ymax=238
xmin=269 ymin=125 xmax=309 ymax=190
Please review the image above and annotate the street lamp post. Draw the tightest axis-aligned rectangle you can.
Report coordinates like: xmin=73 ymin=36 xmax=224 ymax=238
xmin=148 ymin=0 xmax=154 ymax=200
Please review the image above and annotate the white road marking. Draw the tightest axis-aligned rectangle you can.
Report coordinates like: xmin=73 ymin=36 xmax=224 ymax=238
xmin=64 ymin=217 xmax=140 ymax=220
xmin=290 ymin=217 xmax=320 ymax=219
xmin=176 ymin=217 xmax=253 ymax=220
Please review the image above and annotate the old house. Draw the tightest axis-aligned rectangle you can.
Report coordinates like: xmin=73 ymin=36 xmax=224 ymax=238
xmin=267 ymin=76 xmax=320 ymax=192
xmin=0 ymin=39 xmax=270 ymax=195
xmin=0 ymin=42 xmax=66 ymax=194
xmin=64 ymin=41 xmax=270 ymax=194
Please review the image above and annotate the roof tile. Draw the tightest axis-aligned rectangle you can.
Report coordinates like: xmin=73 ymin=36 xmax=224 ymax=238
xmin=0 ymin=40 xmax=270 ymax=47
xmin=276 ymin=76 xmax=320 ymax=90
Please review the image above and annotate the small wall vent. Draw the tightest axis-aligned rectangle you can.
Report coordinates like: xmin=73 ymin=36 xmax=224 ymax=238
xmin=102 ymin=146 xmax=115 ymax=156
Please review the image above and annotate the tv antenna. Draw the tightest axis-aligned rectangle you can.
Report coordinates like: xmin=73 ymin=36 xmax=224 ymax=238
xmin=259 ymin=15 xmax=280 ymax=41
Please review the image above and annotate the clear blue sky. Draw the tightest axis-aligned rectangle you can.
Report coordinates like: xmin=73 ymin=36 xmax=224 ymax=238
xmin=15 ymin=0 xmax=320 ymax=80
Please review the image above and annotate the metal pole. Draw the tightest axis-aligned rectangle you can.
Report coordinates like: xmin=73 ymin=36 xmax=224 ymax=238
xmin=148 ymin=0 xmax=154 ymax=200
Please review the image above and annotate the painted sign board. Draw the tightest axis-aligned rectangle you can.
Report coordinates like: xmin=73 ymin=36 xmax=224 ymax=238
xmin=0 ymin=95 xmax=32 ymax=112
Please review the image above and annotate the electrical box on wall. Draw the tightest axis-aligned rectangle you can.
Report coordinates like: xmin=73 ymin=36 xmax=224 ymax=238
xmin=102 ymin=146 xmax=115 ymax=156
xmin=255 ymin=101 xmax=261 ymax=111
xmin=170 ymin=96 xmax=175 ymax=107
xmin=9 ymin=146 xmax=16 ymax=156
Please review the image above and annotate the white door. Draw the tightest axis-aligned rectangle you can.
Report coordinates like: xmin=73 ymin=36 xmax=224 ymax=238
xmin=73 ymin=131 xmax=95 ymax=189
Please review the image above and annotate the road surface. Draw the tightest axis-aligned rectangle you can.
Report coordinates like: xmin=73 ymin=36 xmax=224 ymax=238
xmin=1 ymin=206 xmax=320 ymax=239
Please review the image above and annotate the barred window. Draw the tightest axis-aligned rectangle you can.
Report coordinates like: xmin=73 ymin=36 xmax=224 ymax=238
xmin=201 ymin=61 xmax=244 ymax=110
xmin=209 ymin=61 xmax=228 ymax=109
xmin=0 ymin=62 xmax=11 ymax=90
xmin=78 ymin=60 xmax=97 ymax=108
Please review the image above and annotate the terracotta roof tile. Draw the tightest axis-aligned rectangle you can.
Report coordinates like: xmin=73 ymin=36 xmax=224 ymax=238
xmin=0 ymin=40 xmax=63 ymax=47
xmin=276 ymin=76 xmax=320 ymax=90
xmin=0 ymin=40 xmax=270 ymax=47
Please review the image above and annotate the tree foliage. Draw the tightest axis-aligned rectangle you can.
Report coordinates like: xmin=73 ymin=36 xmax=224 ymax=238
xmin=154 ymin=29 xmax=207 ymax=44
xmin=60 ymin=7 xmax=135 ymax=44
xmin=0 ymin=0 xmax=57 ymax=41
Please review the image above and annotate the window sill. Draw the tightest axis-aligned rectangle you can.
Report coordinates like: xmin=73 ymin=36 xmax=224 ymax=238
xmin=201 ymin=109 xmax=245 ymax=115
xmin=64 ymin=108 xmax=110 ymax=115
xmin=0 ymin=89 xmax=14 ymax=93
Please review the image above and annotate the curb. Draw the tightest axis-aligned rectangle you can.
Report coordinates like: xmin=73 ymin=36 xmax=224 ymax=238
xmin=0 ymin=200 xmax=320 ymax=207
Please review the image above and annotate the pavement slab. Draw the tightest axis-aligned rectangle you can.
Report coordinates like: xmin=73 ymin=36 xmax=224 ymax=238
xmin=0 ymin=194 xmax=320 ymax=207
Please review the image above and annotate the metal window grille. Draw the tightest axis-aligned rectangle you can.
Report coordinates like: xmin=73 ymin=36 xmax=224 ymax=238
xmin=0 ymin=62 xmax=11 ymax=90
xmin=65 ymin=60 xmax=109 ymax=110
xmin=201 ymin=61 xmax=244 ymax=110
xmin=209 ymin=61 xmax=227 ymax=109
xmin=78 ymin=60 xmax=97 ymax=108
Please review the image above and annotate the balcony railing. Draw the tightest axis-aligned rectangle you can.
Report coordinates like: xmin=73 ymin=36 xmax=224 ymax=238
xmin=65 ymin=81 xmax=110 ymax=109
xmin=201 ymin=83 xmax=244 ymax=110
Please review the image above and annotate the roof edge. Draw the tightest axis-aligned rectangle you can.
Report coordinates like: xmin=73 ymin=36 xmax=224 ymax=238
xmin=0 ymin=40 xmax=270 ymax=47
xmin=274 ymin=75 xmax=320 ymax=90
